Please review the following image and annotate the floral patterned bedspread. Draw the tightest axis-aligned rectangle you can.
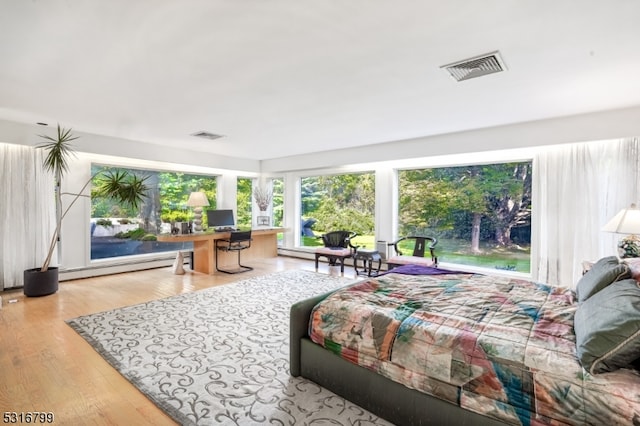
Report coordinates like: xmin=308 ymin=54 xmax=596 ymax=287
xmin=308 ymin=272 xmax=640 ymax=425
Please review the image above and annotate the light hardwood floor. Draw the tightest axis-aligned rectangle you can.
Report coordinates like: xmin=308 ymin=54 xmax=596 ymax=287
xmin=0 ymin=256 xmax=356 ymax=425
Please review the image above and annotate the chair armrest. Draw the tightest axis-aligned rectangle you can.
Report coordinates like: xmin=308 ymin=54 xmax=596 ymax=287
xmin=347 ymin=231 xmax=359 ymax=253
xmin=389 ymin=237 xmax=407 ymax=256
xmin=346 ymin=238 xmax=359 ymax=252
xmin=388 ymin=236 xmax=438 ymax=258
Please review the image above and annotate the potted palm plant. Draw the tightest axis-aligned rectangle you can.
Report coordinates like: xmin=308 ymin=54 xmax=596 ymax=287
xmin=23 ymin=125 xmax=149 ymax=296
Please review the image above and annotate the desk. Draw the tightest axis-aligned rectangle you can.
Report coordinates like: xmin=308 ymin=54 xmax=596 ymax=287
xmin=157 ymin=228 xmax=284 ymax=274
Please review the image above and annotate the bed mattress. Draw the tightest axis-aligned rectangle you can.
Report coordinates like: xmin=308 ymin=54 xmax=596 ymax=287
xmin=308 ymin=272 xmax=640 ymax=425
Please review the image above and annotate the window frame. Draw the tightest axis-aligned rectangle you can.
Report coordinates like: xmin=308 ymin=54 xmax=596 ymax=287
xmin=395 ymin=158 xmax=533 ymax=274
xmin=297 ymin=169 xmax=376 ymax=249
xmin=89 ymin=162 xmax=220 ymax=261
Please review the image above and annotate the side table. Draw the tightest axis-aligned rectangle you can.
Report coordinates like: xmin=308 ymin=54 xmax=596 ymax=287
xmin=354 ymin=249 xmax=382 ymax=277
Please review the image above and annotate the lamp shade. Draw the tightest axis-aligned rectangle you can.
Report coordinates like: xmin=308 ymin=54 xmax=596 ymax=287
xmin=186 ymin=191 xmax=210 ymax=207
xmin=602 ymin=204 xmax=640 ymax=234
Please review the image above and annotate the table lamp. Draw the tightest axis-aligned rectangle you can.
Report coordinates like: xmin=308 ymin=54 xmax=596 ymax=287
xmin=602 ymin=203 xmax=640 ymax=258
xmin=186 ymin=191 xmax=210 ymax=232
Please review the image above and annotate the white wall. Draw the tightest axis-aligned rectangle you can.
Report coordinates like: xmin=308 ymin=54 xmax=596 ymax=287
xmin=3 ymin=106 xmax=639 ymax=176
xmin=0 ymin=118 xmax=261 ymax=173
xmin=261 ymin=105 xmax=640 ymax=172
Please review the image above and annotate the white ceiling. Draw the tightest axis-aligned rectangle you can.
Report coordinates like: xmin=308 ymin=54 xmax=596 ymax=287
xmin=2 ymin=1 xmax=640 ymax=161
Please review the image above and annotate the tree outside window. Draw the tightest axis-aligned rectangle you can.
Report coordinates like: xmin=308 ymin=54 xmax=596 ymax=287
xmin=272 ymin=178 xmax=284 ymax=228
xmin=236 ymin=177 xmax=252 ymax=228
xmin=300 ymin=172 xmax=375 ymax=248
xmin=398 ymin=161 xmax=532 ymax=272
xmin=90 ymin=164 xmax=217 ymax=260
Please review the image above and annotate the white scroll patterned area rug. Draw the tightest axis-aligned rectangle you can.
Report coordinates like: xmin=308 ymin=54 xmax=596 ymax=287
xmin=66 ymin=270 xmax=392 ymax=426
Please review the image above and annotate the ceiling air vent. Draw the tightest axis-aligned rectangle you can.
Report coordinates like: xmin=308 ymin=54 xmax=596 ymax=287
xmin=191 ymin=131 xmax=224 ymax=140
xmin=441 ymin=51 xmax=507 ymax=82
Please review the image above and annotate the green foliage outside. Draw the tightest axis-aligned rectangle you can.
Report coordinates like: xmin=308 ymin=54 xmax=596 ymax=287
xmin=160 ymin=210 xmax=191 ymax=223
xmin=301 ymin=173 xmax=375 ymax=248
xmin=398 ymin=162 xmax=532 ymax=272
xmin=95 ymin=218 xmax=113 ymax=227
xmin=237 ymin=177 xmax=252 ymax=227
xmin=398 ymin=163 xmax=531 ymax=243
xmin=395 ymin=238 xmax=530 ymax=272
xmin=158 ymin=172 xmax=216 ymax=228
xmin=302 ymin=163 xmax=531 ymax=272
xmin=302 ymin=234 xmax=530 ymax=271
xmin=302 ymin=234 xmax=375 ymax=249
xmin=272 ymin=178 xmax=284 ymax=227
xmin=91 ymin=165 xmax=217 ymax=233
xmin=90 ymin=162 xmax=532 ymax=272
xmin=90 ymin=166 xmax=147 ymax=218
xmin=114 ymin=228 xmax=157 ymax=241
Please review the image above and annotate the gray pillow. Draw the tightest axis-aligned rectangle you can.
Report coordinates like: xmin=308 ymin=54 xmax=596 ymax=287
xmin=574 ymin=279 xmax=640 ymax=374
xmin=575 ymin=256 xmax=631 ymax=302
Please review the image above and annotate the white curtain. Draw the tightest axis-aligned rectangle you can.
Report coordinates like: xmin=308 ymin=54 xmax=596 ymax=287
xmin=0 ymin=143 xmax=57 ymax=290
xmin=532 ymin=138 xmax=640 ymax=288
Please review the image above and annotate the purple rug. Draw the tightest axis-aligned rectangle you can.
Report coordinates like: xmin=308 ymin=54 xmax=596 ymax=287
xmin=381 ymin=264 xmax=473 ymax=276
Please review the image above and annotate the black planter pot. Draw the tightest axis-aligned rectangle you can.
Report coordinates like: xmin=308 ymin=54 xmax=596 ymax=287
xmin=23 ymin=267 xmax=59 ymax=297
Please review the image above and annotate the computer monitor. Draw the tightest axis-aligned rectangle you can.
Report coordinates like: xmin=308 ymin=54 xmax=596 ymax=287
xmin=206 ymin=209 xmax=235 ymax=230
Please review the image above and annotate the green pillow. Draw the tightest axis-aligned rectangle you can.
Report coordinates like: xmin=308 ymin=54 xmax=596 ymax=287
xmin=574 ymin=279 xmax=640 ymax=374
xmin=575 ymin=256 xmax=630 ymax=302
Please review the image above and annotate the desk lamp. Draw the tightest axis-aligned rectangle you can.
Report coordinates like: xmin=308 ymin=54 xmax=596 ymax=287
xmin=603 ymin=203 xmax=640 ymax=258
xmin=186 ymin=191 xmax=210 ymax=232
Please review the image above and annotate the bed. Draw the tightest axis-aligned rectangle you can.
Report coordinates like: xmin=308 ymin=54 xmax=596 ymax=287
xmin=290 ymin=260 xmax=640 ymax=425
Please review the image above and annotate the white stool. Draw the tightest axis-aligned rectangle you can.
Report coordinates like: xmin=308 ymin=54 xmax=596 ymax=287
xmin=172 ymin=251 xmax=186 ymax=275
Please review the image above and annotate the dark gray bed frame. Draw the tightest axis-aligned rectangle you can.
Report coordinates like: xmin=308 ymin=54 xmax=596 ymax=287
xmin=290 ymin=290 xmax=508 ymax=426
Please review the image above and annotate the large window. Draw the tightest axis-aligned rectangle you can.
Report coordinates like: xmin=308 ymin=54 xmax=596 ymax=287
xmin=271 ymin=177 xmax=284 ymax=246
xmin=272 ymin=178 xmax=284 ymax=228
xmin=90 ymin=165 xmax=217 ymax=260
xmin=236 ymin=177 xmax=252 ymax=228
xmin=398 ymin=162 xmax=532 ymax=272
xmin=300 ymin=172 xmax=375 ymax=248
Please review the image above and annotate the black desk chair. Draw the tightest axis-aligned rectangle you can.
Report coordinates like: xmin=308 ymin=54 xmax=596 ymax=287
xmin=215 ymin=230 xmax=253 ymax=274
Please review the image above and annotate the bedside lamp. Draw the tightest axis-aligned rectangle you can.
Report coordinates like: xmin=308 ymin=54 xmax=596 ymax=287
xmin=602 ymin=203 xmax=640 ymax=258
xmin=186 ymin=191 xmax=210 ymax=232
